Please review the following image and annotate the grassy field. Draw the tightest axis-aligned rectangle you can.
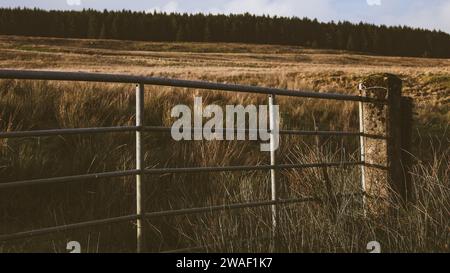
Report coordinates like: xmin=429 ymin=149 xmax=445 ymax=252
xmin=0 ymin=35 xmax=448 ymax=253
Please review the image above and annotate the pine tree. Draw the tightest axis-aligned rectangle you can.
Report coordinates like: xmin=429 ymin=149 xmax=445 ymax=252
xmin=0 ymin=8 xmax=449 ymax=58
xmin=346 ymin=34 xmax=356 ymax=51
xmin=336 ymin=29 xmax=345 ymax=49
xmin=87 ymin=15 xmax=99 ymax=38
xmin=176 ymin=24 xmax=185 ymax=42
xmin=110 ymin=16 xmax=120 ymax=39
xmin=203 ymin=21 xmax=212 ymax=42
xmin=65 ymin=16 xmax=76 ymax=38
xmin=99 ymin=23 xmax=107 ymax=39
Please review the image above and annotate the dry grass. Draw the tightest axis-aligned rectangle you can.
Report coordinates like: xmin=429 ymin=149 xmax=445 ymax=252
xmin=0 ymin=35 xmax=448 ymax=253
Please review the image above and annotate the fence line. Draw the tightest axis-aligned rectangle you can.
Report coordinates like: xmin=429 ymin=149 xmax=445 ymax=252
xmin=0 ymin=162 xmax=363 ymax=190
xmin=0 ymin=69 xmax=387 ymax=252
xmin=0 ymin=126 xmax=386 ymax=139
xmin=0 ymin=69 xmax=384 ymax=103
xmin=0 ymin=193 xmax=363 ymax=242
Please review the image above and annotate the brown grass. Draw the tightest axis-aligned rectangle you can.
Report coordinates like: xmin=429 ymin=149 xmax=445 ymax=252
xmin=0 ymin=35 xmax=448 ymax=253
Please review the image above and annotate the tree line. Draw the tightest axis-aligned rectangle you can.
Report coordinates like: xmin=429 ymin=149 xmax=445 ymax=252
xmin=0 ymin=8 xmax=449 ymax=58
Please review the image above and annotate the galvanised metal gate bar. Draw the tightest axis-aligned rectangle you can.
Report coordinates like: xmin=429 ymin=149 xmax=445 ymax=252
xmin=0 ymin=126 xmax=386 ymax=139
xmin=0 ymin=193 xmax=363 ymax=242
xmin=0 ymin=69 xmax=386 ymax=252
xmin=0 ymin=69 xmax=385 ymax=103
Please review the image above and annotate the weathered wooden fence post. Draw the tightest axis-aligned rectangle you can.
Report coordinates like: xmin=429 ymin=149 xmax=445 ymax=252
xmin=400 ymin=96 xmax=414 ymax=203
xmin=359 ymin=73 xmax=413 ymax=212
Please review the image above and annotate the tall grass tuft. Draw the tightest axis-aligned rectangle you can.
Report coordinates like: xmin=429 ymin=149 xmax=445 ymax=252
xmin=0 ymin=80 xmax=448 ymax=253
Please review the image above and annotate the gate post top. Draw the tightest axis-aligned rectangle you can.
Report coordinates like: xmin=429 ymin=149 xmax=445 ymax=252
xmin=360 ymin=73 xmax=402 ymax=98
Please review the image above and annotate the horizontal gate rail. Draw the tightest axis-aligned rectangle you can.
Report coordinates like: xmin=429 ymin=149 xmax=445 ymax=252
xmin=145 ymin=198 xmax=314 ymax=219
xmin=0 ymin=170 xmax=140 ymax=189
xmin=142 ymin=162 xmax=362 ymax=175
xmin=0 ymin=69 xmax=385 ymax=103
xmin=0 ymin=214 xmax=140 ymax=242
xmin=0 ymin=125 xmax=386 ymax=140
xmin=0 ymin=193 xmax=361 ymax=242
xmin=0 ymin=162 xmax=362 ymax=190
xmin=0 ymin=126 xmax=138 ymax=138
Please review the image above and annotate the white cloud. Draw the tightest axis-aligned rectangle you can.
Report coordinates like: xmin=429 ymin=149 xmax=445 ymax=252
xmin=145 ymin=0 xmax=335 ymax=19
xmin=437 ymin=1 xmax=450 ymax=32
xmin=66 ymin=0 xmax=82 ymax=6
xmin=147 ymin=1 xmax=179 ymax=13
xmin=222 ymin=0 xmax=334 ymax=19
xmin=366 ymin=0 xmax=381 ymax=6
xmin=379 ymin=1 xmax=450 ymax=32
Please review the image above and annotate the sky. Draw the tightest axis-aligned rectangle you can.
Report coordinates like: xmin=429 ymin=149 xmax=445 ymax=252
xmin=1 ymin=0 xmax=449 ymax=34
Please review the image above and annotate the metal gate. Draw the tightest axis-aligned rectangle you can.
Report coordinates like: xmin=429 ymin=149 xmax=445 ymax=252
xmin=0 ymin=69 xmax=386 ymax=252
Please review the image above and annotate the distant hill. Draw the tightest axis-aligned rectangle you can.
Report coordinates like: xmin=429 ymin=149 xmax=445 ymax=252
xmin=0 ymin=7 xmax=449 ymax=58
